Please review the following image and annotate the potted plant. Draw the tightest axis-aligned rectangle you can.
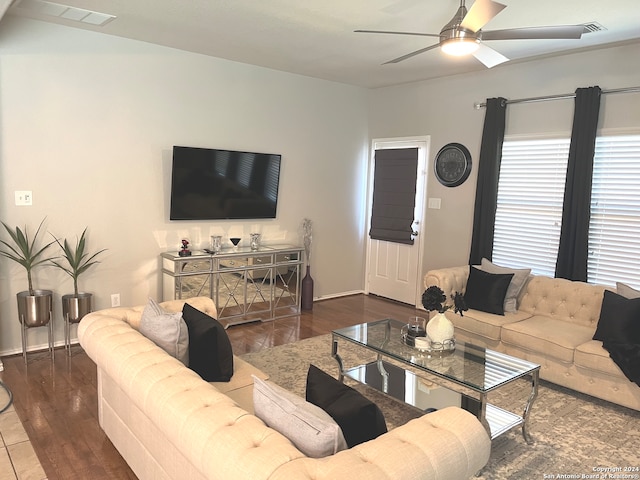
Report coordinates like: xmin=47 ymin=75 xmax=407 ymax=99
xmin=0 ymin=218 xmax=56 ymax=356
xmin=50 ymin=227 xmax=106 ymax=349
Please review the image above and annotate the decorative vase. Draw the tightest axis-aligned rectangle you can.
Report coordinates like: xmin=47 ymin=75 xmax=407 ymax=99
xmin=426 ymin=312 xmax=455 ymax=344
xmin=250 ymin=233 xmax=261 ymax=251
xmin=301 ymin=265 xmax=314 ymax=311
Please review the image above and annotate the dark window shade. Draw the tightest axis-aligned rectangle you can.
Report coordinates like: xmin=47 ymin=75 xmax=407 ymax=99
xmin=369 ymin=148 xmax=418 ymax=245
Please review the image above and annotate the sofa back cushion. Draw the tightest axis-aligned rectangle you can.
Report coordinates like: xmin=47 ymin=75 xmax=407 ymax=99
xmin=518 ymin=276 xmax=605 ymax=329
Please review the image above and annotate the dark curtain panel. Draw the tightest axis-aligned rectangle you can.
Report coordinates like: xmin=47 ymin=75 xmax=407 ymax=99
xmin=555 ymin=86 xmax=602 ymax=281
xmin=468 ymin=97 xmax=507 ymax=265
xmin=369 ymin=148 xmax=418 ymax=245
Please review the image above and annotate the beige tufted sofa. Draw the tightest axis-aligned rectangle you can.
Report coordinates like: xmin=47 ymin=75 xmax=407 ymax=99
xmin=78 ymin=296 xmax=491 ymax=480
xmin=425 ymin=265 xmax=640 ymax=412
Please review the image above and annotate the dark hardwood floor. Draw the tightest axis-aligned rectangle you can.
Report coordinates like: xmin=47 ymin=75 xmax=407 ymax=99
xmin=0 ymin=294 xmax=421 ymax=480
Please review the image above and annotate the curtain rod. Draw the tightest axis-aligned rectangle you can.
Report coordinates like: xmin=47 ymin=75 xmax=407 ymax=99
xmin=473 ymin=86 xmax=640 ymax=109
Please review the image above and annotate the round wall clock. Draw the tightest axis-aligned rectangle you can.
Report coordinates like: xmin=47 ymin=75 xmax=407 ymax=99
xmin=434 ymin=143 xmax=472 ymax=187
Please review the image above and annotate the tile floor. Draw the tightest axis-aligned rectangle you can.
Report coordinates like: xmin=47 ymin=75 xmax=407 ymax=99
xmin=0 ymin=386 xmax=47 ymax=480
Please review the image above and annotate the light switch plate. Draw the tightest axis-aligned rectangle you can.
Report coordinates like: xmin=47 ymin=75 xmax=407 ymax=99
xmin=15 ymin=191 xmax=33 ymax=206
xmin=428 ymin=197 xmax=441 ymax=209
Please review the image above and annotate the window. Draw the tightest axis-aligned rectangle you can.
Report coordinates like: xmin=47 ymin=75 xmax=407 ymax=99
xmin=493 ymin=139 xmax=569 ymax=276
xmin=588 ymin=135 xmax=640 ymax=286
xmin=492 ymin=134 xmax=640 ymax=287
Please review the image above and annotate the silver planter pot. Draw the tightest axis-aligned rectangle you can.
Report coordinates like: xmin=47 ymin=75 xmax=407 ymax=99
xmin=62 ymin=293 xmax=93 ymax=323
xmin=62 ymin=292 xmax=93 ymax=355
xmin=16 ymin=289 xmax=54 ymax=363
xmin=17 ymin=290 xmax=53 ymax=327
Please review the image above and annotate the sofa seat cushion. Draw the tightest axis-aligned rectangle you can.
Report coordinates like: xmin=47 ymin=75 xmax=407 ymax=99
xmin=501 ymin=316 xmax=595 ymax=364
xmin=574 ymin=340 xmax=627 ymax=378
xmin=212 ymin=357 xmax=268 ymax=394
xmin=211 ymin=357 xmax=269 ymax=414
xmin=449 ymin=309 xmax=532 ymax=342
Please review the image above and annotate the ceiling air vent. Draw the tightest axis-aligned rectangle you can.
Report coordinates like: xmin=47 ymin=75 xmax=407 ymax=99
xmin=582 ymin=22 xmax=607 ymax=34
xmin=13 ymin=0 xmax=115 ymax=26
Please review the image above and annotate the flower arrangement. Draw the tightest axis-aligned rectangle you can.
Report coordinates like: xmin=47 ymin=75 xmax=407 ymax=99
xmin=422 ymin=285 xmax=468 ymax=316
xmin=301 ymin=218 xmax=312 ymax=265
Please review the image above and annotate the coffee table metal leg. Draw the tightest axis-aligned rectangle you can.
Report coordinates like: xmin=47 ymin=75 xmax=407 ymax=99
xmin=478 ymin=394 xmax=491 ymax=438
xmin=376 ymin=354 xmax=390 ymax=393
xmin=331 ymin=336 xmax=345 ymax=382
xmin=522 ymin=369 xmax=539 ymax=445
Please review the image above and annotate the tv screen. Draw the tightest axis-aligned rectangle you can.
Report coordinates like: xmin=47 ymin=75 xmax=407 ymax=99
xmin=170 ymin=146 xmax=281 ymax=220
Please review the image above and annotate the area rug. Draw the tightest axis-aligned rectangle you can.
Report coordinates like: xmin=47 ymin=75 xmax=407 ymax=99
xmin=241 ymin=334 xmax=640 ymax=480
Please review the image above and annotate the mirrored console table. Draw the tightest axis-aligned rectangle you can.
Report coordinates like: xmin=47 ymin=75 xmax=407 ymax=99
xmin=161 ymin=244 xmax=303 ymax=328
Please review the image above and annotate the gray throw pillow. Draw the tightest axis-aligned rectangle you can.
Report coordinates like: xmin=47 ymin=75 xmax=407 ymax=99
xmin=480 ymin=258 xmax=531 ymax=313
xmin=253 ymin=375 xmax=347 ymax=458
xmin=616 ymin=282 xmax=640 ymax=299
xmin=140 ymin=298 xmax=189 ymax=365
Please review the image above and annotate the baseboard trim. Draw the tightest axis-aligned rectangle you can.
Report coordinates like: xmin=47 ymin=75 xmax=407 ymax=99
xmin=313 ymin=290 xmax=365 ymax=302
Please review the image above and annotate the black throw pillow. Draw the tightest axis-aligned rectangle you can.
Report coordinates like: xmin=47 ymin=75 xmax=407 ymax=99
xmin=602 ymin=342 xmax=640 ymax=386
xmin=593 ymin=290 xmax=640 ymax=344
xmin=181 ymin=303 xmax=234 ymax=382
xmin=464 ymin=266 xmax=514 ymax=315
xmin=305 ymin=364 xmax=387 ymax=448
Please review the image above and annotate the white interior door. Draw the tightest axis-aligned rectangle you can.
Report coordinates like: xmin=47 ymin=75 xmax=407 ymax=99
xmin=366 ymin=137 xmax=429 ymax=305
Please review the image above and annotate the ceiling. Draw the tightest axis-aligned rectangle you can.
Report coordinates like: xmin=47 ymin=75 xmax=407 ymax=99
xmin=3 ymin=0 xmax=640 ymax=88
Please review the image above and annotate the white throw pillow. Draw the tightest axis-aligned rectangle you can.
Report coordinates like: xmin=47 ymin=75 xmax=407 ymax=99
xmin=252 ymin=375 xmax=347 ymax=458
xmin=140 ymin=298 xmax=189 ymax=365
xmin=480 ymin=259 xmax=531 ymax=313
xmin=616 ymin=282 xmax=640 ymax=299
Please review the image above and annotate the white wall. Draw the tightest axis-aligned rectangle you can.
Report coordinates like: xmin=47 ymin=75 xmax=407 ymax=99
xmin=0 ymin=17 xmax=370 ymax=355
xmin=368 ymin=42 xmax=640 ymax=278
xmin=2 ymin=17 xmax=638 ymax=358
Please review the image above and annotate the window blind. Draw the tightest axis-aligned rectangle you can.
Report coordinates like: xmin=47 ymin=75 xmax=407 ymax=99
xmin=588 ymin=135 xmax=640 ymax=287
xmin=369 ymin=148 xmax=418 ymax=245
xmin=492 ymin=139 xmax=570 ymax=276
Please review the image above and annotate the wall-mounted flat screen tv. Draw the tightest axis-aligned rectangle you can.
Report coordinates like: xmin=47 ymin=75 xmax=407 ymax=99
xmin=170 ymin=146 xmax=281 ymax=220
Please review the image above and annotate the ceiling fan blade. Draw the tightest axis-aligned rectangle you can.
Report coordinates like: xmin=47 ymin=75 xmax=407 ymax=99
xmin=383 ymin=43 xmax=440 ymax=64
xmin=472 ymin=43 xmax=509 ymax=68
xmin=481 ymin=25 xmax=585 ymax=41
xmin=460 ymin=0 xmax=506 ymax=32
xmin=355 ymin=29 xmax=440 ymax=38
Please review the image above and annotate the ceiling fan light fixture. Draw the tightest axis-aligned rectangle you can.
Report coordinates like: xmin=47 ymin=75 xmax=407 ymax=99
xmin=441 ymin=38 xmax=479 ymax=56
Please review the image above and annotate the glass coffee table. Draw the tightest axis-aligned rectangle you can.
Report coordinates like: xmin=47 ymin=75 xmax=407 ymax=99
xmin=332 ymin=318 xmax=540 ymax=444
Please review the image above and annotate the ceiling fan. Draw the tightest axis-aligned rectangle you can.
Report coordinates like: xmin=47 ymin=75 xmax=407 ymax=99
xmin=355 ymin=0 xmax=585 ymax=68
